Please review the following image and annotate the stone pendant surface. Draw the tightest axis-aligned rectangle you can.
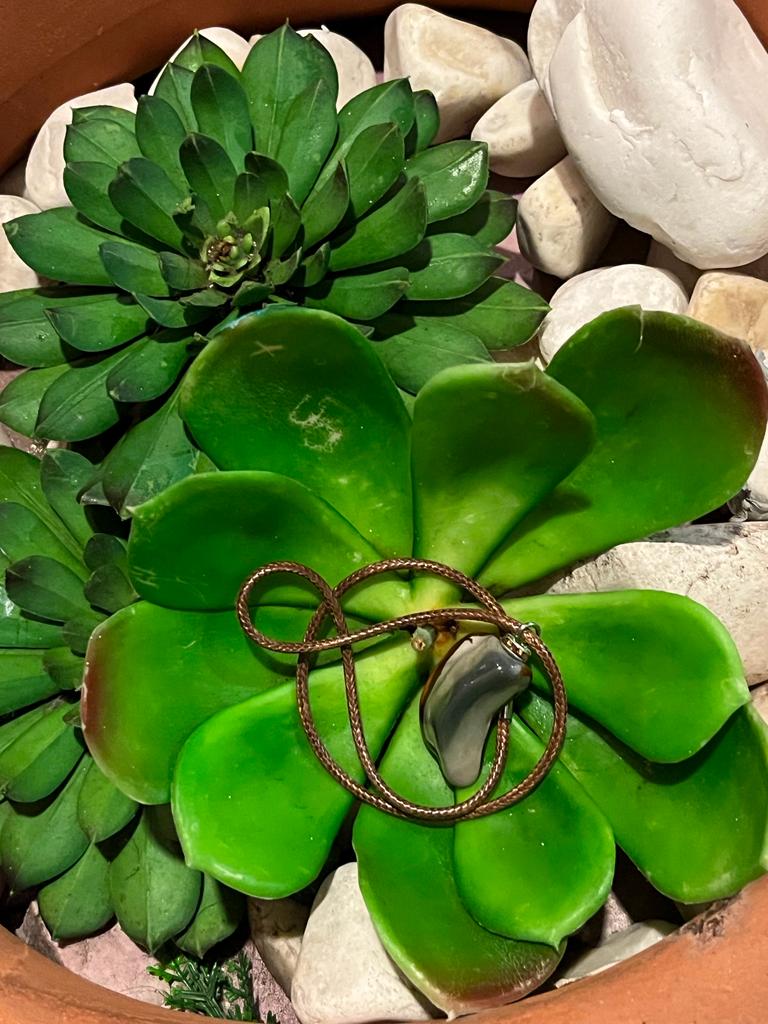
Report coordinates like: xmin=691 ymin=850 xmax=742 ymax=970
xmin=420 ymin=633 xmax=532 ymax=789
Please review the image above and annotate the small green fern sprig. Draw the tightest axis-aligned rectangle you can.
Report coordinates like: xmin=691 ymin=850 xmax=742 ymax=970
xmin=150 ymin=952 xmax=273 ymax=1022
xmin=0 ymin=24 xmax=547 ymax=517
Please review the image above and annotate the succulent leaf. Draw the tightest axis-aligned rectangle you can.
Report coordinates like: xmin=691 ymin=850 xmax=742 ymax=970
xmin=39 ymin=843 xmax=114 ymax=941
xmin=404 ymin=140 xmax=488 ymax=223
xmin=135 ymin=94 xmax=188 ymax=189
xmin=190 ymin=64 xmax=252 ymax=168
xmin=5 ymin=208 xmax=114 ymax=286
xmin=373 ymin=315 xmax=492 ymax=394
xmin=46 ymin=293 xmax=149 ymax=353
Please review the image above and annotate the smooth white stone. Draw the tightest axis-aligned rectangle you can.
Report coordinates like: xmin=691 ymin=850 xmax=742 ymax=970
xmin=516 ymin=156 xmax=616 ymax=279
xmin=148 ymin=27 xmax=252 ymax=93
xmin=471 ymin=79 xmax=566 ymax=178
xmin=539 ymin=264 xmax=687 ymax=363
xmin=555 ymin=921 xmax=676 ymax=987
xmin=24 ymin=84 xmax=137 ymax=211
xmin=248 ymin=896 xmax=309 ymax=994
xmin=299 ymin=28 xmax=377 ymax=109
xmin=548 ymin=0 xmax=768 ymax=269
xmin=0 ymin=195 xmax=41 ymax=292
xmin=384 ymin=4 xmax=531 ymax=142
xmin=548 ymin=523 xmax=768 ymax=684
xmin=527 ymin=0 xmax=584 ymax=107
xmin=687 ymin=273 xmax=768 ymax=354
xmin=291 ymin=863 xmax=435 ymax=1024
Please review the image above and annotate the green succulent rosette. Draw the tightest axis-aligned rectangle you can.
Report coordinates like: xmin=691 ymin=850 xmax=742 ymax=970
xmin=80 ymin=303 xmax=768 ymax=1011
xmin=0 ymin=26 xmax=546 ymax=518
xmin=0 ymin=447 xmax=243 ymax=954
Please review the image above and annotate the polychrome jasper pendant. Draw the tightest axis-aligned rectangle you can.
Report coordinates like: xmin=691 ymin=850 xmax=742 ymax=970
xmin=420 ymin=634 xmax=532 ymax=789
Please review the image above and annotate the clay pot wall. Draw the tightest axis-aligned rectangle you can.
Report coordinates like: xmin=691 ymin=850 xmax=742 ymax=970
xmin=1 ymin=1 xmax=768 ymax=1022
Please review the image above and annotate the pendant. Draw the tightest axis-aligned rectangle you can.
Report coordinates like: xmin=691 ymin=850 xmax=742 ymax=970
xmin=420 ymin=633 xmax=532 ymax=789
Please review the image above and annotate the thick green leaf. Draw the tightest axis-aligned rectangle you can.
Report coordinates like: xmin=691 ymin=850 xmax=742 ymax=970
xmin=354 ymin=699 xmax=562 ymax=1015
xmin=0 ymin=706 xmax=47 ymax=754
xmin=232 ymin=281 xmax=272 ymax=308
xmin=244 ymin=152 xmax=289 ymax=201
xmin=0 ymin=649 xmax=59 ymax=715
xmin=158 ymin=252 xmax=208 ymax=291
xmin=63 ymin=162 xmax=125 ymax=233
xmin=105 ymin=333 xmax=189 ymax=403
xmin=233 ymin=172 xmax=270 ymax=223
xmin=176 ymin=874 xmax=244 ymax=957
xmin=273 ymin=79 xmax=337 ymax=205
xmin=294 ymin=244 xmax=330 ymax=288
xmin=399 ymin=233 xmax=504 ymax=300
xmin=43 ymin=646 xmax=86 ymax=690
xmin=84 ymin=564 xmax=136 ymax=614
xmin=431 ymin=190 xmax=516 ymax=247
xmin=62 ymin=612 xmax=104 ymax=656
xmin=173 ymin=32 xmax=240 ymax=77
xmin=304 ymin=266 xmax=410 ymax=320
xmin=329 ymin=177 xmax=427 ymax=272
xmin=72 ymin=105 xmax=137 ymax=132
xmin=110 ymin=806 xmax=202 ymax=953
xmin=0 ymin=757 xmax=90 ymax=889
xmin=505 ymin=591 xmax=749 ymax=762
xmin=5 ymin=208 xmax=113 ymax=286
xmin=154 ymin=63 xmax=197 ymax=132
xmin=402 ymin=277 xmax=548 ymax=351
xmin=345 ymin=123 xmax=405 ymax=219
xmin=0 ymin=501 xmax=86 ymax=577
xmin=301 ymin=162 xmax=349 ymax=250
xmin=127 ymin=471 xmax=409 ymax=618
xmin=173 ymin=638 xmax=418 ymax=896
xmin=406 ymin=90 xmax=440 ymax=154
xmin=77 ymin=756 xmax=138 ymax=842
xmin=411 ymin=363 xmax=594 ymax=606
xmin=179 ymin=133 xmax=237 ymax=222
xmin=135 ymin=95 xmax=188 ymax=190
xmin=191 ymin=65 xmax=252 ymax=169
xmin=241 ymin=25 xmax=338 ymax=157
xmin=6 ymin=555 xmax=89 ymax=622
xmin=0 ymin=599 xmax=62 ymax=649
xmin=0 ymin=365 xmax=68 ymax=436
xmin=454 ymin=716 xmax=614 ymax=946
xmin=40 ymin=449 xmax=95 ymax=549
xmin=47 ymin=293 xmax=149 ymax=353
xmin=0 ymin=448 xmax=82 ymax=562
xmin=373 ymin=315 xmax=491 ymax=394
xmin=265 ymin=248 xmax=302 ymax=288
xmin=109 ymin=158 xmax=188 ymax=250
xmin=84 ymin=603 xmax=333 ymax=804
xmin=181 ymin=307 xmax=413 ymax=556
xmin=1 ymin=707 xmax=82 ymax=802
xmin=64 ymin=118 xmax=139 ymax=169
xmin=35 ymin=351 xmax=125 ymax=441
xmin=328 ymin=80 xmax=415 ymax=191
xmin=39 ymin=843 xmax=113 ymax=940
xmin=269 ymin=193 xmax=301 ymax=260
xmin=404 ymin=141 xmax=488 ymax=223
xmin=84 ymin=533 xmax=128 ymax=573
xmin=522 ymin=693 xmax=768 ymax=903
xmin=134 ymin=293 xmax=211 ymax=329
xmin=101 ymin=393 xmax=198 ymax=517
xmin=99 ymin=240 xmax=170 ymax=297
xmin=0 ymin=289 xmax=89 ymax=367
xmin=482 ymin=309 xmax=768 ymax=591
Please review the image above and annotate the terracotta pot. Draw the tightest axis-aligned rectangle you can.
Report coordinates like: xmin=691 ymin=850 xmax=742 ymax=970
xmin=2 ymin=2 xmax=768 ymax=1022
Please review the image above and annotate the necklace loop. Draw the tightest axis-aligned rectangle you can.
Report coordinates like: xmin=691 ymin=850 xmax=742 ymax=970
xmin=236 ymin=558 xmax=567 ymax=822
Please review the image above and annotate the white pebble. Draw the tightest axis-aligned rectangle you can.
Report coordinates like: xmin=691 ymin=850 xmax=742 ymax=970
xmin=539 ymin=264 xmax=688 ymax=363
xmin=688 ymin=273 xmax=768 ymax=354
xmin=549 ymin=523 xmax=768 ymax=684
xmin=516 ymin=155 xmax=616 ymax=279
xmin=300 ymin=29 xmax=377 ymax=110
xmin=148 ymin=27 xmax=252 ymax=93
xmin=291 ymin=863 xmax=435 ymax=1024
xmin=0 ymin=196 xmax=41 ymax=292
xmin=24 ymin=84 xmax=137 ymax=211
xmin=548 ymin=0 xmax=768 ymax=269
xmin=555 ymin=921 xmax=675 ymax=987
xmin=248 ymin=896 xmax=308 ymax=994
xmin=384 ymin=4 xmax=531 ymax=142
xmin=527 ymin=0 xmax=584 ymax=108
xmin=471 ymin=79 xmax=566 ymax=178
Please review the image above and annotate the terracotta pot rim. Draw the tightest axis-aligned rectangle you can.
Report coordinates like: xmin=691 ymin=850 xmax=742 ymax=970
xmin=2 ymin=1 xmax=768 ymax=1022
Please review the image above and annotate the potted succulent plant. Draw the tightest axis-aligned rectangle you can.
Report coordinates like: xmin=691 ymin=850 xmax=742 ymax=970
xmin=1 ymin=4 xmax=768 ymax=1024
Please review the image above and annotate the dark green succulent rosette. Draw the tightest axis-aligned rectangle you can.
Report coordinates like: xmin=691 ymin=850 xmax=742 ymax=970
xmin=0 ymin=447 xmax=243 ymax=954
xmin=81 ymin=303 xmax=768 ymax=1011
xmin=0 ymin=26 xmax=546 ymax=518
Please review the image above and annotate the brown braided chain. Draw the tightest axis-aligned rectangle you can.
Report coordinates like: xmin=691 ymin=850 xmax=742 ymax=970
xmin=236 ymin=557 xmax=567 ymax=822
